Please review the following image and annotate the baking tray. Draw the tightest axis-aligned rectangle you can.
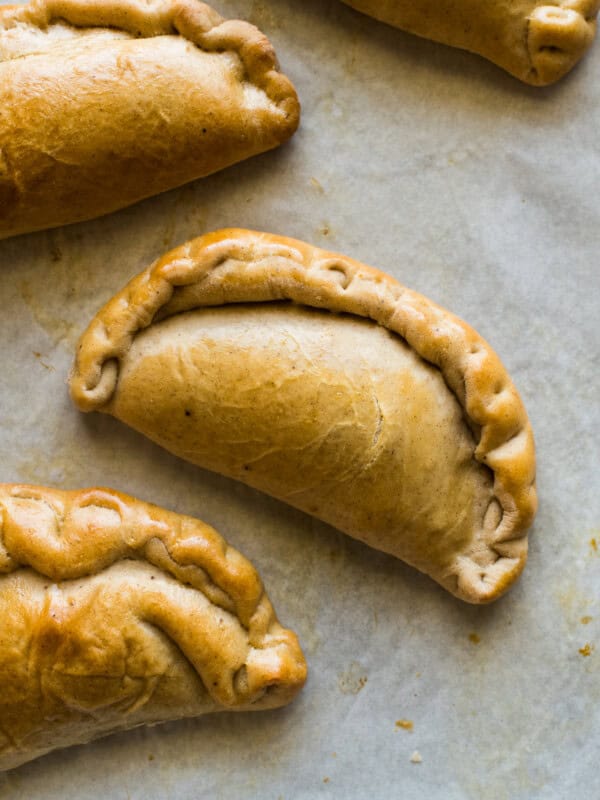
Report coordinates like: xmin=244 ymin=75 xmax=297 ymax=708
xmin=0 ymin=1 xmax=599 ymax=797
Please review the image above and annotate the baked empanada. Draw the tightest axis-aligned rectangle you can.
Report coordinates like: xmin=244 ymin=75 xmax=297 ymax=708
xmin=341 ymin=0 xmax=598 ymax=85
xmin=70 ymin=229 xmax=537 ymax=604
xmin=0 ymin=0 xmax=299 ymax=240
xmin=0 ymin=484 xmax=306 ymax=771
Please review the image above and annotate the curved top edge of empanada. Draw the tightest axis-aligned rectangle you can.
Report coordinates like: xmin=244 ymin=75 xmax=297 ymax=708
xmin=70 ymin=228 xmax=537 ymax=604
xmin=0 ymin=482 xmax=307 ymax=707
xmin=0 ymin=482 xmax=266 ymax=628
xmin=0 ymin=0 xmax=299 ymax=122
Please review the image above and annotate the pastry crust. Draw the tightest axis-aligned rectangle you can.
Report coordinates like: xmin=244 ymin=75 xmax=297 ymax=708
xmin=70 ymin=229 xmax=537 ymax=604
xmin=341 ymin=0 xmax=599 ymax=85
xmin=0 ymin=0 xmax=299 ymax=240
xmin=0 ymin=483 xmax=306 ymax=771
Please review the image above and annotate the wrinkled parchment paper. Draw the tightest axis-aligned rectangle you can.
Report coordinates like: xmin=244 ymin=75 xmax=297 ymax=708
xmin=0 ymin=1 xmax=599 ymax=797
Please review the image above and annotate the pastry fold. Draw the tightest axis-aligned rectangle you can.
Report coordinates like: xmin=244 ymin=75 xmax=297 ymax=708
xmin=70 ymin=229 xmax=537 ymax=604
xmin=0 ymin=484 xmax=306 ymax=771
xmin=341 ymin=0 xmax=599 ymax=85
xmin=0 ymin=0 xmax=299 ymax=239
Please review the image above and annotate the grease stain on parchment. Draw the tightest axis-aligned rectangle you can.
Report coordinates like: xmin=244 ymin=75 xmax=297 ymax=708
xmin=338 ymin=661 xmax=367 ymax=695
xmin=555 ymin=529 xmax=599 ymax=630
xmin=310 ymin=177 xmax=326 ymax=195
xmin=158 ymin=183 xmax=202 ymax=251
xmin=32 ymin=351 xmax=55 ymax=371
xmin=19 ymin=279 xmax=78 ymax=349
xmin=296 ymin=619 xmax=321 ymax=657
xmin=16 ymin=446 xmax=84 ymax=488
xmin=247 ymin=1 xmax=279 ymax=30
xmin=318 ymin=222 xmax=333 ymax=239
xmin=315 ymin=91 xmax=346 ymax=123
xmin=557 ymin=584 xmax=593 ymax=620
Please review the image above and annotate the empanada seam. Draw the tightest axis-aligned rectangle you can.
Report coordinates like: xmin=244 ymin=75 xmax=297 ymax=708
xmin=0 ymin=484 xmax=262 ymax=630
xmin=0 ymin=566 xmax=276 ymax=724
xmin=342 ymin=0 xmax=598 ymax=85
xmin=70 ymin=230 xmax=537 ymax=603
xmin=137 ymin=617 xmax=217 ymax=704
xmin=0 ymin=483 xmax=306 ymax=730
xmin=0 ymin=0 xmax=298 ymax=117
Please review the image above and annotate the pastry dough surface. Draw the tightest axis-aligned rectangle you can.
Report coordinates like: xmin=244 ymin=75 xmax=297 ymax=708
xmin=0 ymin=484 xmax=306 ymax=771
xmin=70 ymin=229 xmax=538 ymax=604
xmin=0 ymin=0 xmax=300 ymax=239
xmin=342 ymin=0 xmax=599 ymax=84
xmin=112 ymin=305 xmax=492 ymax=574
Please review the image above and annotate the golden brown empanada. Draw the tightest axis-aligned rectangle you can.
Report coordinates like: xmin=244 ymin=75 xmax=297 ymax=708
xmin=0 ymin=0 xmax=299 ymax=240
xmin=341 ymin=0 xmax=598 ymax=85
xmin=0 ymin=483 xmax=306 ymax=771
xmin=70 ymin=229 xmax=537 ymax=604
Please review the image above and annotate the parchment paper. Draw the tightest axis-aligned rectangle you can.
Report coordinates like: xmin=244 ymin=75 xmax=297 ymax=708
xmin=0 ymin=1 xmax=599 ymax=797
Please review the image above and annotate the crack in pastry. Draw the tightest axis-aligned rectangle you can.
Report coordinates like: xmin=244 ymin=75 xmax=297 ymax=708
xmin=0 ymin=0 xmax=300 ymax=239
xmin=70 ymin=229 xmax=538 ymax=604
xmin=341 ymin=0 xmax=599 ymax=85
xmin=0 ymin=484 xmax=306 ymax=772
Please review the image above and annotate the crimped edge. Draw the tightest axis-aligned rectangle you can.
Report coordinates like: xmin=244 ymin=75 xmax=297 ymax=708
xmin=70 ymin=229 xmax=537 ymax=603
xmin=525 ymin=0 xmax=599 ymax=85
xmin=0 ymin=0 xmax=300 ymax=122
xmin=342 ymin=0 xmax=599 ymax=85
xmin=0 ymin=482 xmax=307 ymax=708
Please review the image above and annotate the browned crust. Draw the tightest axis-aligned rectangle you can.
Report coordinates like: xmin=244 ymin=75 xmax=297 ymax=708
xmin=0 ymin=482 xmax=307 ymax=709
xmin=0 ymin=1 xmax=300 ymax=240
xmin=69 ymin=229 xmax=537 ymax=603
xmin=0 ymin=0 xmax=298 ymax=118
xmin=341 ymin=0 xmax=599 ymax=86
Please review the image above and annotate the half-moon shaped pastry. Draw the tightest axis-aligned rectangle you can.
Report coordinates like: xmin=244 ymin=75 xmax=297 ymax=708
xmin=0 ymin=483 xmax=306 ymax=771
xmin=0 ymin=0 xmax=299 ymax=240
xmin=341 ymin=0 xmax=598 ymax=85
xmin=70 ymin=229 xmax=537 ymax=604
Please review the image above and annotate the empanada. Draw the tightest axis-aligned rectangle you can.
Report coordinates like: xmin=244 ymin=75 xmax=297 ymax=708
xmin=0 ymin=0 xmax=299 ymax=240
xmin=341 ymin=0 xmax=598 ymax=85
xmin=70 ymin=229 xmax=537 ymax=604
xmin=0 ymin=484 xmax=306 ymax=771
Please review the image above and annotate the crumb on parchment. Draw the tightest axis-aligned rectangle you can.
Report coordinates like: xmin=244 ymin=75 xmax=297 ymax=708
xmin=410 ymin=751 xmax=422 ymax=764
